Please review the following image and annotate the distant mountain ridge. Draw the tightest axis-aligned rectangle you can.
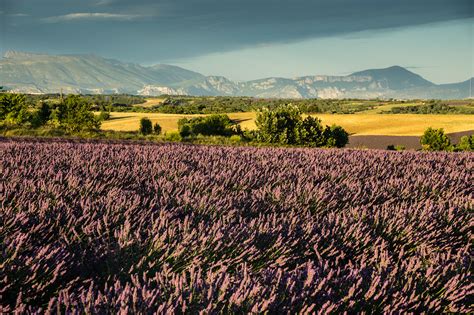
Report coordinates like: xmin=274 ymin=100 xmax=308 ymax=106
xmin=0 ymin=51 xmax=471 ymax=99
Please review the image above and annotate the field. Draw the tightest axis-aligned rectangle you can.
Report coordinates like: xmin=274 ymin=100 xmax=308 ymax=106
xmin=101 ymin=111 xmax=474 ymax=136
xmin=133 ymin=97 xmax=166 ymax=108
xmin=1 ymin=139 xmax=472 ymax=313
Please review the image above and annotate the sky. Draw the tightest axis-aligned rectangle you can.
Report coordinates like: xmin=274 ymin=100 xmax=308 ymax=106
xmin=0 ymin=0 xmax=472 ymax=83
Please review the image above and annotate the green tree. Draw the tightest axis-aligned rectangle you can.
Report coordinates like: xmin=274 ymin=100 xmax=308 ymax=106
xmin=31 ymin=102 xmax=52 ymax=127
xmin=255 ymin=105 xmax=348 ymax=147
xmin=420 ymin=127 xmax=452 ymax=151
xmin=0 ymin=93 xmax=30 ymax=125
xmin=59 ymin=95 xmax=100 ymax=132
xmin=255 ymin=105 xmax=302 ymax=144
xmin=139 ymin=117 xmax=153 ymax=135
xmin=153 ymin=123 xmax=162 ymax=135
xmin=178 ymin=114 xmax=233 ymax=137
xmin=299 ymin=116 xmax=325 ymax=146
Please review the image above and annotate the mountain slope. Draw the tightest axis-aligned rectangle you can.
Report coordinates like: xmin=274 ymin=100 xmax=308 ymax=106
xmin=0 ymin=51 xmax=471 ymax=99
xmin=350 ymin=66 xmax=434 ymax=90
xmin=0 ymin=51 xmax=204 ymax=94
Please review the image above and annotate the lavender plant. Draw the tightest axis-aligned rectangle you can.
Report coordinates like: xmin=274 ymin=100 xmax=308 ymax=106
xmin=0 ymin=140 xmax=472 ymax=313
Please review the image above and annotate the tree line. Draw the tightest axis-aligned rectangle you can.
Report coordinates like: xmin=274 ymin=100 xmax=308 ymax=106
xmin=150 ymin=105 xmax=350 ymax=148
xmin=385 ymin=102 xmax=474 ymax=114
xmin=2 ymin=93 xmax=472 ymax=151
xmin=0 ymin=93 xmax=105 ymax=132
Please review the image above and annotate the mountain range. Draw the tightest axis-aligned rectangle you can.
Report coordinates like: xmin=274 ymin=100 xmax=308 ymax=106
xmin=0 ymin=51 xmax=472 ymax=99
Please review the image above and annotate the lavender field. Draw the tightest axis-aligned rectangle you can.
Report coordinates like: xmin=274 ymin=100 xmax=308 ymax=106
xmin=1 ymin=139 xmax=472 ymax=313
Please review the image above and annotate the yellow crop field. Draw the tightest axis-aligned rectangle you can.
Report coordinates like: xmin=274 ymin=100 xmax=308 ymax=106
xmin=314 ymin=114 xmax=474 ymax=135
xmin=101 ymin=112 xmax=474 ymax=136
xmin=134 ymin=98 xmax=166 ymax=108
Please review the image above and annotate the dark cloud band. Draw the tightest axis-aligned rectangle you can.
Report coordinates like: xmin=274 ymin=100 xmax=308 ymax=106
xmin=1 ymin=0 xmax=472 ymax=62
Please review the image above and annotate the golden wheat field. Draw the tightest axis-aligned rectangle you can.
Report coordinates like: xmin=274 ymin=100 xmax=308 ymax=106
xmin=133 ymin=98 xmax=166 ymax=108
xmin=100 ymin=111 xmax=474 ymax=136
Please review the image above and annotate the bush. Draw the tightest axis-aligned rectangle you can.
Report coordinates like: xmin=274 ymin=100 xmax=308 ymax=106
xmin=164 ymin=131 xmax=182 ymax=142
xmin=153 ymin=123 xmax=162 ymax=135
xmin=420 ymin=127 xmax=452 ymax=151
xmin=178 ymin=114 xmax=233 ymax=137
xmin=324 ymin=125 xmax=349 ymax=148
xmin=0 ymin=93 xmax=30 ymax=125
xmin=139 ymin=117 xmax=153 ymax=135
xmin=456 ymin=135 xmax=473 ymax=151
xmin=229 ymin=135 xmax=242 ymax=143
xmin=179 ymin=123 xmax=191 ymax=138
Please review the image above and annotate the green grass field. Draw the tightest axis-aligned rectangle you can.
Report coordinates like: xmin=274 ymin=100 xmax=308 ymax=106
xmin=101 ymin=111 xmax=474 ymax=136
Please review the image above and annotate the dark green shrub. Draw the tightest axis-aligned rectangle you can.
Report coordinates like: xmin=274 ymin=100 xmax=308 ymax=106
xmin=153 ymin=123 xmax=162 ymax=135
xmin=139 ymin=117 xmax=153 ymax=135
xmin=178 ymin=123 xmax=191 ymax=138
xmin=325 ymin=125 xmax=349 ymax=148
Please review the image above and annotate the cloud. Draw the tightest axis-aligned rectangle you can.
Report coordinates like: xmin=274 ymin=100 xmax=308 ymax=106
xmin=2 ymin=0 xmax=472 ymax=62
xmin=42 ymin=12 xmax=142 ymax=23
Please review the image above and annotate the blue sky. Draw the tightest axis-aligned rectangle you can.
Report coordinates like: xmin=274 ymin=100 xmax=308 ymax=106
xmin=174 ymin=19 xmax=473 ymax=83
xmin=0 ymin=0 xmax=472 ymax=83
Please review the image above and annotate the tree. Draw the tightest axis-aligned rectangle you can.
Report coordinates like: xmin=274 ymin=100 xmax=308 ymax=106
xmin=139 ymin=117 xmax=153 ymax=135
xmin=178 ymin=114 xmax=233 ymax=137
xmin=457 ymin=135 xmax=473 ymax=151
xmin=59 ymin=95 xmax=100 ymax=132
xmin=0 ymin=93 xmax=30 ymax=125
xmin=255 ymin=105 xmax=302 ymax=144
xmin=255 ymin=105 xmax=349 ymax=147
xmin=153 ymin=123 xmax=162 ymax=135
xmin=420 ymin=127 xmax=452 ymax=151
xmin=299 ymin=116 xmax=325 ymax=146
xmin=31 ymin=102 xmax=52 ymax=127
